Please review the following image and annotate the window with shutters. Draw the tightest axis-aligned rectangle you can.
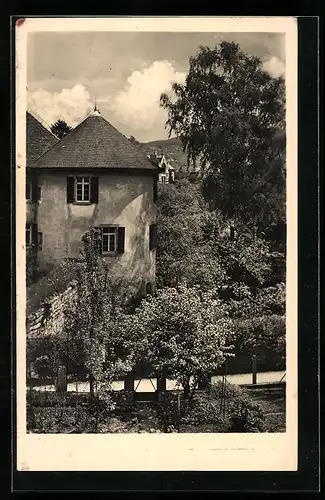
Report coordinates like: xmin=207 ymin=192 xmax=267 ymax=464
xmin=75 ymin=176 xmax=91 ymax=202
xmin=98 ymin=225 xmax=125 ymax=255
xmin=26 ymin=176 xmax=41 ymax=202
xmin=26 ymin=177 xmax=32 ymax=201
xmin=67 ymin=176 xmax=98 ymax=204
xmin=26 ymin=223 xmax=32 ymax=247
xmin=26 ymin=223 xmax=40 ymax=249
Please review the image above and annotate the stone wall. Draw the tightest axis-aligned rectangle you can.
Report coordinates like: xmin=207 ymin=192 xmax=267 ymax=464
xmin=27 ymin=280 xmax=78 ymax=339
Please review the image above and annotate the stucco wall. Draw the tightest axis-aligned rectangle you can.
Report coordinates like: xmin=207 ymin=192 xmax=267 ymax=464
xmin=30 ymin=171 xmax=156 ymax=285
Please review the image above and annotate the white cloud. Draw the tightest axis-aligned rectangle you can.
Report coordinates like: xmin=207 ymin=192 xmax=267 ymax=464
xmin=27 ymin=84 xmax=93 ymax=127
xmin=263 ymin=56 xmax=285 ymax=78
xmin=109 ymin=60 xmax=186 ymax=131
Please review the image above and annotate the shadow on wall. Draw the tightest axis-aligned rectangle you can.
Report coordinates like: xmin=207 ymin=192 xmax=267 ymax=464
xmin=115 ymin=191 xmax=155 ymax=284
xmin=66 ymin=176 xmax=155 ymax=266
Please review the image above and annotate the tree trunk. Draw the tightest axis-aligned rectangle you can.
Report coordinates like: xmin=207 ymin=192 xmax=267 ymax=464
xmin=89 ymin=373 xmax=95 ymax=398
xmin=183 ymin=382 xmax=190 ymax=400
xmin=198 ymin=373 xmax=211 ymax=390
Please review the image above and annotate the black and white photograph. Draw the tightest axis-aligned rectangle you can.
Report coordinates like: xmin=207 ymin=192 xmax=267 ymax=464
xmin=15 ymin=17 xmax=298 ymax=471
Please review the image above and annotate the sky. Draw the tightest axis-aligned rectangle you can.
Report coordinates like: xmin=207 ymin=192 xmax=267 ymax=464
xmin=27 ymin=31 xmax=285 ymax=142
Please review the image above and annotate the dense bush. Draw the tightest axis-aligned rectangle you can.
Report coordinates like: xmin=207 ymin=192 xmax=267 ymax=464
xmin=231 ymin=314 xmax=285 ymax=362
xmin=156 ymin=382 xmax=267 ymax=432
xmin=183 ymin=382 xmax=267 ymax=432
xmin=27 ymin=390 xmax=117 ymax=433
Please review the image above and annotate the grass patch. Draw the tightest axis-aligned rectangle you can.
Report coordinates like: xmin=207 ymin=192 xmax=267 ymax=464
xmin=245 ymin=384 xmax=286 ymax=432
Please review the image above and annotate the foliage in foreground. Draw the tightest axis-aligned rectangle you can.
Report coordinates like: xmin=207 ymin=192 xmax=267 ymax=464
xmin=124 ymin=284 xmax=234 ymax=399
xmin=27 ymin=380 xmax=275 ymax=434
xmin=181 ymin=381 xmax=267 ymax=432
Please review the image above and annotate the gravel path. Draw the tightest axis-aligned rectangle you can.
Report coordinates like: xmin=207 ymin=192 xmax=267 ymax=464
xmin=32 ymin=371 xmax=286 ymax=393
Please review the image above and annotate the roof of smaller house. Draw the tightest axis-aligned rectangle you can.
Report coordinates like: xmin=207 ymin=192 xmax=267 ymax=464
xmin=27 ymin=112 xmax=59 ymax=166
xmin=148 ymin=153 xmax=175 ymax=171
xmin=147 ymin=154 xmax=160 ymax=167
xmin=31 ymin=108 xmax=158 ymax=171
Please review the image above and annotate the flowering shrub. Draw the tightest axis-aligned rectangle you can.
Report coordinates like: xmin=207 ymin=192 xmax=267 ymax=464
xmin=124 ymin=284 xmax=234 ymax=399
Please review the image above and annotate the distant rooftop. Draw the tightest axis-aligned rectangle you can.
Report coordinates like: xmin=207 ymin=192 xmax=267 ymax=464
xmin=26 ymin=111 xmax=60 ymax=166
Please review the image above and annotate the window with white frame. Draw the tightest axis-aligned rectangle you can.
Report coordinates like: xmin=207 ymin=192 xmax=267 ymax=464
xmin=75 ymin=176 xmax=91 ymax=202
xmin=26 ymin=223 xmax=32 ymax=247
xmin=102 ymin=226 xmax=118 ymax=253
xmin=160 ymin=174 xmax=166 ymax=184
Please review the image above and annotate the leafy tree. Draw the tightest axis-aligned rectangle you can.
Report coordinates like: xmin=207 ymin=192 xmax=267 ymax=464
xmin=230 ymin=314 xmax=285 ymax=368
xmin=226 ymin=282 xmax=285 ymax=319
xmin=50 ymin=119 xmax=72 ymax=139
xmin=156 ymin=176 xmax=226 ymax=290
xmin=128 ymin=135 xmax=142 ymax=148
xmin=157 ymin=175 xmax=275 ymax=293
xmin=160 ymin=41 xmax=285 ymax=242
xmin=210 ymin=221 xmax=273 ymax=289
xmin=63 ymin=227 xmax=136 ymax=399
xmin=124 ymin=284 xmax=234 ymax=399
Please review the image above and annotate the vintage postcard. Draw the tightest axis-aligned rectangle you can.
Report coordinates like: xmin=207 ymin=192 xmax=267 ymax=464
xmin=15 ymin=16 xmax=297 ymax=472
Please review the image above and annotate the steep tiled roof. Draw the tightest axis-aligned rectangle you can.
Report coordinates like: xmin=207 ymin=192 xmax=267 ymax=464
xmin=32 ymin=110 xmax=158 ymax=171
xmin=27 ymin=112 xmax=59 ymax=166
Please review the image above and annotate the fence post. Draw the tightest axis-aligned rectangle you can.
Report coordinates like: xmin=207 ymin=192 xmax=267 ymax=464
xmin=56 ymin=365 xmax=67 ymax=393
xmin=124 ymin=371 xmax=134 ymax=402
xmin=177 ymin=392 xmax=181 ymax=433
xmin=252 ymin=355 xmax=257 ymax=385
xmin=157 ymin=376 xmax=166 ymax=393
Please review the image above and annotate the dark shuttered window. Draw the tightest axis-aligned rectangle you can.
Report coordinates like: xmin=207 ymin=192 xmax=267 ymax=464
xmin=30 ymin=177 xmax=40 ymax=202
xmin=67 ymin=176 xmax=99 ymax=204
xmin=26 ymin=177 xmax=32 ymax=201
xmin=91 ymin=226 xmax=125 ymax=255
xmin=90 ymin=177 xmax=99 ymax=204
xmin=26 ymin=222 xmax=38 ymax=247
xmin=149 ymin=223 xmax=157 ymax=250
xmin=117 ymin=226 xmax=125 ymax=254
xmin=31 ymin=223 xmax=38 ymax=246
xmin=67 ymin=177 xmax=75 ymax=203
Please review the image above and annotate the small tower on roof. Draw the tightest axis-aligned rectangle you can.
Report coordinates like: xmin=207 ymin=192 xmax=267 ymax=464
xmin=89 ymin=102 xmax=101 ymax=117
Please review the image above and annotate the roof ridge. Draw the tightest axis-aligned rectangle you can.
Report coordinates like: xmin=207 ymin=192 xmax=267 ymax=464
xmin=27 ymin=110 xmax=59 ymax=139
xmin=28 ymin=120 xmax=60 ymax=166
